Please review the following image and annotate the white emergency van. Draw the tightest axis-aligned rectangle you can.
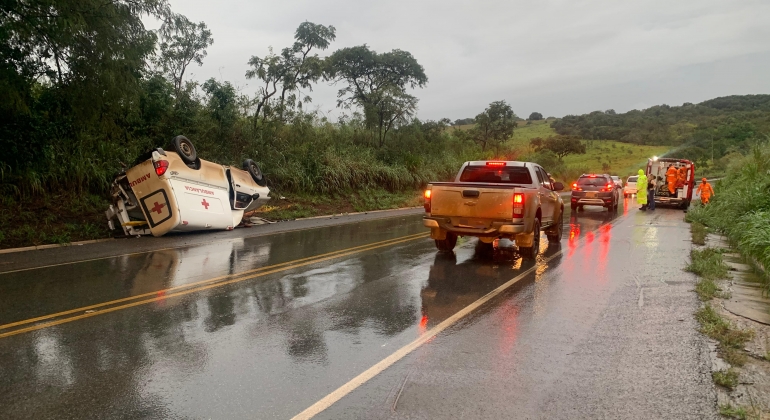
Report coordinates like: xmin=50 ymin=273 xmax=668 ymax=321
xmin=105 ymin=136 xmax=270 ymax=237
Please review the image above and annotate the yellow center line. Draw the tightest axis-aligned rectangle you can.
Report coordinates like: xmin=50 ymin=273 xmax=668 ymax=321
xmin=0 ymin=233 xmax=429 ymax=335
xmin=290 ymin=247 xmax=565 ymax=420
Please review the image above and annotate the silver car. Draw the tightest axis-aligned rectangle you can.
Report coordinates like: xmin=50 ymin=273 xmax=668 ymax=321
xmin=624 ymin=175 xmax=638 ymax=196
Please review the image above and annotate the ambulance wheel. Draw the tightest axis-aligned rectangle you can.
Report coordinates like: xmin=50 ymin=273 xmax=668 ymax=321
xmin=169 ymin=135 xmax=197 ymax=164
xmin=243 ymin=159 xmax=266 ymax=187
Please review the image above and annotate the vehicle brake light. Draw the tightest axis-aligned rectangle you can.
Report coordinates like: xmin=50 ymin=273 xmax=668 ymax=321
xmin=424 ymin=189 xmax=431 ymax=213
xmin=572 ymin=182 xmax=582 ymax=192
xmin=154 ymin=160 xmax=169 ymax=176
xmin=513 ymin=193 xmax=524 ymax=218
xmin=589 ymin=174 xmax=596 ymax=178
xmin=486 ymin=161 xmax=506 ymax=167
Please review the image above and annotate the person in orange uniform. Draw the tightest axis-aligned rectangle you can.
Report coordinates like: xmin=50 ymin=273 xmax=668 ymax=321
xmin=677 ymin=166 xmax=687 ymax=188
xmin=697 ymin=178 xmax=715 ymax=204
xmin=666 ymin=165 xmax=678 ymax=195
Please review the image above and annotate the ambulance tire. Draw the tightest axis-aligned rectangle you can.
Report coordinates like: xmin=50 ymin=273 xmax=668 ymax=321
xmin=243 ymin=159 xmax=266 ymax=186
xmin=170 ymin=135 xmax=197 ymax=164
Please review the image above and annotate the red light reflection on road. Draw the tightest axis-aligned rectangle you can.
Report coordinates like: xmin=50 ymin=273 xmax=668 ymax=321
xmin=494 ymin=303 xmax=520 ymax=359
xmin=597 ymin=223 xmax=612 ymax=273
xmin=568 ymin=215 xmax=581 ymax=258
xmin=418 ymin=314 xmax=428 ymax=335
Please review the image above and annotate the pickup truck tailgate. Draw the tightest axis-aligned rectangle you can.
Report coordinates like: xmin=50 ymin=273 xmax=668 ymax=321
xmin=431 ymin=185 xmax=513 ymax=222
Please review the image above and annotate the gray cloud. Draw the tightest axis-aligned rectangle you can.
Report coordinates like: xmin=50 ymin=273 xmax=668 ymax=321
xmin=161 ymin=0 xmax=770 ymax=119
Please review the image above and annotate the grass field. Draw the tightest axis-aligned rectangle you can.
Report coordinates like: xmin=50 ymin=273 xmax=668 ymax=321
xmin=563 ymin=142 xmax=670 ymax=178
xmin=507 ymin=121 xmax=670 ymax=178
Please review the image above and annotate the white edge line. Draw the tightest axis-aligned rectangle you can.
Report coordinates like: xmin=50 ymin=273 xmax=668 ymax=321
xmin=0 ymin=238 xmax=114 ymax=255
xmin=291 ymin=248 xmax=564 ymax=420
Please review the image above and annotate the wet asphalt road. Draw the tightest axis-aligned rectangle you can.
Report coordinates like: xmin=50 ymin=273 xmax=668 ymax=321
xmin=0 ymin=197 xmax=716 ymax=419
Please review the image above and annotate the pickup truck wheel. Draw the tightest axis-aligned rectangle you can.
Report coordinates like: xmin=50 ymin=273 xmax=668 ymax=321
xmin=520 ymin=218 xmax=540 ymax=260
xmin=243 ymin=159 xmax=267 ymax=186
xmin=546 ymin=212 xmax=563 ymax=243
xmin=435 ymin=232 xmax=457 ymax=252
xmin=169 ymin=135 xmax=197 ymax=164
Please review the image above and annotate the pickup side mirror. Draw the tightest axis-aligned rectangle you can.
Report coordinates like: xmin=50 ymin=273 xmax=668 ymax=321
xmin=553 ymin=182 xmax=564 ymax=191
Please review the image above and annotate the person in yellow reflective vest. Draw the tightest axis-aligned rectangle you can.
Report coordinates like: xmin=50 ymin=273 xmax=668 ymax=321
xmin=697 ymin=178 xmax=715 ymax=204
xmin=637 ymin=169 xmax=649 ymax=211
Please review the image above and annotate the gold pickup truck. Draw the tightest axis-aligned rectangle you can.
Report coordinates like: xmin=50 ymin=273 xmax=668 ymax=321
xmin=423 ymin=161 xmax=565 ymax=258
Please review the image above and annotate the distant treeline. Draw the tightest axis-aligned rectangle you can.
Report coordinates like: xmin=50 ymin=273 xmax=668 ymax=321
xmin=552 ymin=95 xmax=770 ymax=169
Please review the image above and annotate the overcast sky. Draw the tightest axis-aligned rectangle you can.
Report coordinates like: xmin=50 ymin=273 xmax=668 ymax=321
xmin=157 ymin=0 xmax=770 ymax=120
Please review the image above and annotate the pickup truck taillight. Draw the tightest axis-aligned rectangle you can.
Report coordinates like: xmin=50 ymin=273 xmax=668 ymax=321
xmin=154 ymin=160 xmax=169 ymax=176
xmin=424 ymin=189 xmax=431 ymax=213
xmin=512 ymin=193 xmax=524 ymax=218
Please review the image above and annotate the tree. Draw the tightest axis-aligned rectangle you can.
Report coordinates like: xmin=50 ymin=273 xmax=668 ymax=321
xmin=530 ymin=135 xmax=587 ymax=160
xmin=0 ymin=0 xmax=171 ymax=171
xmin=529 ymin=112 xmax=543 ymax=121
xmin=202 ymin=78 xmax=239 ymax=134
xmin=363 ymin=87 xmax=418 ymax=147
xmin=245 ymin=21 xmax=335 ymax=123
xmin=157 ymin=14 xmax=214 ymax=96
xmin=326 ymin=45 xmax=427 ymax=146
xmin=471 ymin=101 xmax=517 ymax=152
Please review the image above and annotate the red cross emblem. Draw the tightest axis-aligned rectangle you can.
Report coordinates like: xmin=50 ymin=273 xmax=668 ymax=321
xmin=151 ymin=202 xmax=165 ymax=214
xmin=201 ymin=199 xmax=210 ymax=209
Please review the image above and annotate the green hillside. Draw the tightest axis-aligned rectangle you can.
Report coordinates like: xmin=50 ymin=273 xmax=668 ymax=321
xmin=505 ymin=122 xmax=669 ymax=180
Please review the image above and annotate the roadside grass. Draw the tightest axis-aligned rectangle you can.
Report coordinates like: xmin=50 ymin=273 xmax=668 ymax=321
xmin=688 ymin=248 xmax=731 ymax=301
xmin=696 ymin=305 xmax=754 ymax=368
xmin=691 ymin=222 xmax=708 ymax=246
xmin=685 ymin=144 xmax=770 ymax=292
xmin=0 ymin=193 xmax=111 ymax=249
xmin=719 ymin=403 xmax=748 ymax=419
xmin=687 ymin=248 xmax=730 ymax=280
xmin=712 ymin=369 xmax=740 ymax=390
xmin=252 ymin=189 xmax=422 ymax=221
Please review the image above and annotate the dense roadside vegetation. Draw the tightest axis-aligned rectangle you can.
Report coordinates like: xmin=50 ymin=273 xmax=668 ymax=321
xmin=1 ymin=0 xmax=769 ymax=248
xmin=687 ymin=144 xmax=770 ymax=285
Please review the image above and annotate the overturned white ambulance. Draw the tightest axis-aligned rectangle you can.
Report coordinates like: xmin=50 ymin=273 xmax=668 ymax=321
xmin=105 ymin=136 xmax=270 ymax=237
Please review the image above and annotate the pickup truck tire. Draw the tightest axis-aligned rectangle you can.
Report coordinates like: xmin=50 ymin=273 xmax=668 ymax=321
xmin=169 ymin=135 xmax=197 ymax=164
xmin=546 ymin=211 xmax=563 ymax=243
xmin=519 ymin=218 xmax=540 ymax=260
xmin=435 ymin=232 xmax=457 ymax=252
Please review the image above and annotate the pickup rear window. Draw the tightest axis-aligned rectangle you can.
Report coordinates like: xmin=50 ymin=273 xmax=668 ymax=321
xmin=459 ymin=166 xmax=533 ymax=184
